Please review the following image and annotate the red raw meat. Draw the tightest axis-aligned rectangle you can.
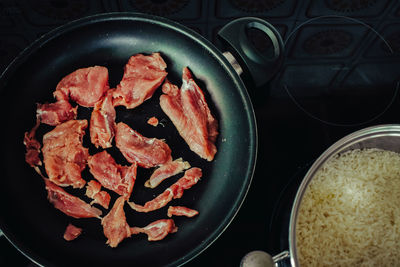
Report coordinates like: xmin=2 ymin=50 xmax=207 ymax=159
xmin=130 ymin=219 xmax=177 ymax=241
xmin=101 ymin=196 xmax=131 ymax=248
xmin=113 ymin=53 xmax=167 ymax=109
xmin=45 ymin=179 xmax=102 ymax=219
xmin=86 ymin=180 xmax=111 ymax=209
xmin=144 ymin=158 xmax=190 ymax=188
xmin=128 ymin=167 xmax=202 ymax=212
xmin=54 ymin=66 xmax=109 ymax=107
xmin=160 ymin=67 xmax=218 ymax=161
xmin=88 ymin=151 xmax=137 ymax=198
xmin=115 ymin=122 xmax=172 ymax=168
xmin=42 ymin=120 xmax=89 ymax=189
xmin=147 ymin=116 xmax=159 ymax=127
xmin=90 ymin=90 xmax=116 ymax=148
xmin=63 ymin=223 xmax=82 ymax=241
xmin=37 ymin=100 xmax=77 ymax=126
xmin=167 ymin=206 xmax=198 ymax=218
xmin=23 ymin=119 xmax=42 ymax=168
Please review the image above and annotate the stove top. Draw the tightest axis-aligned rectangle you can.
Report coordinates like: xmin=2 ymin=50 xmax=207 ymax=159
xmin=1 ymin=1 xmax=400 ymax=266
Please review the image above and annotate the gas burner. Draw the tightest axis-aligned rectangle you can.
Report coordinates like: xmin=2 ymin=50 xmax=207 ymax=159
xmin=303 ymin=30 xmax=352 ymax=55
xmin=381 ymin=31 xmax=400 ymax=55
xmin=129 ymin=0 xmax=189 ymax=16
xmin=268 ymin=163 xmax=310 ymax=254
xmin=28 ymin=0 xmax=88 ymax=20
xmin=325 ymin=0 xmax=377 ymax=12
xmin=229 ymin=0 xmax=284 ymax=13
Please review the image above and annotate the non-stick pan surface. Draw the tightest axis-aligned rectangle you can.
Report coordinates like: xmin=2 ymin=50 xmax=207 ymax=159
xmin=0 ymin=13 xmax=256 ymax=267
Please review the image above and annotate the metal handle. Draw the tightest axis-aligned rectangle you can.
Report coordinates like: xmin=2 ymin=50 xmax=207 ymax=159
xmin=241 ymin=250 xmax=290 ymax=267
xmin=217 ymin=17 xmax=284 ymax=87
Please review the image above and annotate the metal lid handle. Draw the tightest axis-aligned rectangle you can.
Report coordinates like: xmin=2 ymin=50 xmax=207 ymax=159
xmin=240 ymin=250 xmax=291 ymax=267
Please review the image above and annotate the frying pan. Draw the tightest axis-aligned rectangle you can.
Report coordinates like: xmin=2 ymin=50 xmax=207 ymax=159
xmin=0 ymin=13 xmax=282 ymax=266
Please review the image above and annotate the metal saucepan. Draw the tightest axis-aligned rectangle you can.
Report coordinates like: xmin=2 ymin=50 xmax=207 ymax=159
xmin=242 ymin=124 xmax=400 ymax=266
xmin=0 ymin=12 xmax=283 ymax=267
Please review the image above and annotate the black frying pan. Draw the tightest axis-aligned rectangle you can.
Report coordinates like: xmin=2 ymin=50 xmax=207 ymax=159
xmin=0 ymin=13 xmax=282 ymax=267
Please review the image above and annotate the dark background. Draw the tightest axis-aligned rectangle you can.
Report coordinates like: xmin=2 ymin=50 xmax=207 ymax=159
xmin=1 ymin=0 xmax=400 ymax=266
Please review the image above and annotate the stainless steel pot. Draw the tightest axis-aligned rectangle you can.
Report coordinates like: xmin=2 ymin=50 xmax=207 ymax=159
xmin=242 ymin=124 xmax=400 ymax=267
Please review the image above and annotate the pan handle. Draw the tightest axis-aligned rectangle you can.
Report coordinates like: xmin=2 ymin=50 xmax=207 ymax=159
xmin=217 ymin=17 xmax=284 ymax=88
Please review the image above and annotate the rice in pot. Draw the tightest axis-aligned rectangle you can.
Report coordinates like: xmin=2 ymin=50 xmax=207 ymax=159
xmin=296 ymin=148 xmax=400 ymax=267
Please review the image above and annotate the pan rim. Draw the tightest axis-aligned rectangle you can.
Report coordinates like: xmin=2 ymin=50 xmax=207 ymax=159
xmin=0 ymin=12 xmax=257 ymax=267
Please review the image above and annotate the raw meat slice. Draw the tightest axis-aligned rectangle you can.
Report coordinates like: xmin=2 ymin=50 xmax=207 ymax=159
xmin=115 ymin=122 xmax=172 ymax=168
xmin=42 ymin=120 xmax=89 ymax=189
xmin=45 ymin=179 xmax=102 ymax=219
xmin=181 ymin=67 xmax=218 ymax=144
xmin=54 ymin=66 xmax=109 ymax=107
xmin=86 ymin=180 xmax=111 ymax=209
xmin=24 ymin=118 xmax=42 ymax=168
xmin=128 ymin=167 xmax=202 ymax=213
xmin=160 ymin=67 xmax=218 ymax=161
xmin=90 ymin=90 xmax=116 ymax=148
xmin=37 ymin=100 xmax=77 ymax=126
xmin=101 ymin=196 xmax=131 ymax=248
xmin=147 ymin=116 xmax=159 ymax=127
xmin=88 ymin=151 xmax=137 ymax=198
xmin=113 ymin=53 xmax=167 ymax=109
xmin=63 ymin=223 xmax=82 ymax=241
xmin=144 ymin=158 xmax=190 ymax=188
xmin=167 ymin=206 xmax=199 ymax=218
xmin=130 ymin=219 xmax=177 ymax=241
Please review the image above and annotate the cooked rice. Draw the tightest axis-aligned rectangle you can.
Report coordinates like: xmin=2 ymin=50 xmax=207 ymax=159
xmin=296 ymin=148 xmax=400 ymax=267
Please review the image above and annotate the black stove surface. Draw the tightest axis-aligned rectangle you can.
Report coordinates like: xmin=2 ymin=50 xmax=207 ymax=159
xmin=1 ymin=1 xmax=400 ymax=266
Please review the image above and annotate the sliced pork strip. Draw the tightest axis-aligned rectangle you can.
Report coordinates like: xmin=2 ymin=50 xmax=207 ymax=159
xmin=147 ymin=116 xmax=159 ymax=127
xmin=162 ymin=79 xmax=179 ymax=96
xmin=101 ymin=196 xmax=131 ymax=248
xmin=24 ymin=118 xmax=42 ymax=168
xmin=37 ymin=100 xmax=78 ymax=126
xmin=167 ymin=206 xmax=199 ymax=218
xmin=63 ymin=223 xmax=82 ymax=241
xmin=90 ymin=90 xmax=116 ymax=149
xmin=130 ymin=190 xmax=173 ymax=213
xmin=113 ymin=53 xmax=167 ymax=109
xmin=160 ymin=68 xmax=218 ymax=161
xmin=130 ymin=219 xmax=177 ymax=241
xmin=144 ymin=158 xmax=190 ymax=188
xmin=86 ymin=180 xmax=111 ymax=209
xmin=42 ymin=120 xmax=89 ymax=189
xmin=181 ymin=67 xmax=218 ymax=145
xmin=54 ymin=66 xmax=109 ymax=107
xmin=88 ymin=151 xmax=137 ymax=198
xmin=115 ymin=122 xmax=172 ymax=168
xmin=128 ymin=167 xmax=202 ymax=213
xmin=45 ymin=179 xmax=102 ymax=219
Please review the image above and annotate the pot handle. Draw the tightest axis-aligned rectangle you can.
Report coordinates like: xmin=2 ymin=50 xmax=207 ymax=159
xmin=217 ymin=17 xmax=284 ymax=87
xmin=240 ymin=250 xmax=290 ymax=267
